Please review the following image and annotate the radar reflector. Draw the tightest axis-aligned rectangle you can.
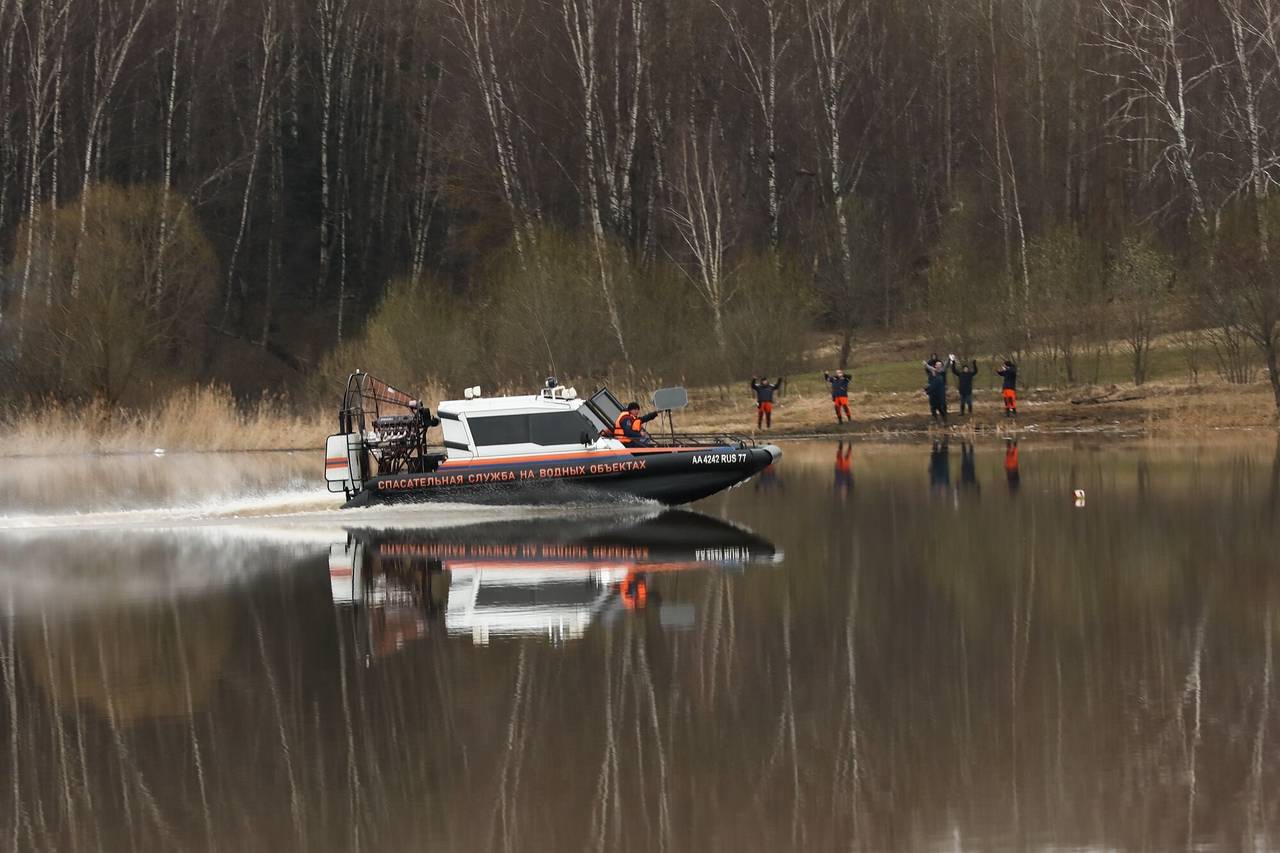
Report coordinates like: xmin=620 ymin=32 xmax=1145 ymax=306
xmin=652 ymin=387 xmax=689 ymax=411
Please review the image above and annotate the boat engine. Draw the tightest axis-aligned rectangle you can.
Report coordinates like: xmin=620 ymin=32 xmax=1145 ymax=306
xmin=326 ymin=371 xmax=444 ymax=499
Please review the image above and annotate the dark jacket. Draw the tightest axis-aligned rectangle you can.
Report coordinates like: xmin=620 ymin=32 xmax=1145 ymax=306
xmin=997 ymin=363 xmax=1017 ymax=391
xmin=951 ymin=360 xmax=979 ymax=396
xmin=924 ymin=361 xmax=947 ymax=398
xmin=824 ymin=373 xmax=851 ymax=398
xmin=751 ymin=378 xmax=782 ymax=403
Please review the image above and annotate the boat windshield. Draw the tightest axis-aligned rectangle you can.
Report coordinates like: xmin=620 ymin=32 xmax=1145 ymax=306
xmin=587 ymin=388 xmax=625 ymax=426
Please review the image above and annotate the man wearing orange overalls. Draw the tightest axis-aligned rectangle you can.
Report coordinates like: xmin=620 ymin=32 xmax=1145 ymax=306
xmin=997 ymin=360 xmax=1018 ymax=417
xmin=750 ymin=376 xmax=783 ymax=428
xmin=824 ymin=369 xmax=853 ymax=423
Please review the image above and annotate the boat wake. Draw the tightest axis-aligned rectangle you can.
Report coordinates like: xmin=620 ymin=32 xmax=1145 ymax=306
xmin=0 ymin=491 xmax=662 ymax=616
xmin=0 ymin=484 xmax=659 ymax=535
xmin=0 ymin=486 xmax=342 ymax=532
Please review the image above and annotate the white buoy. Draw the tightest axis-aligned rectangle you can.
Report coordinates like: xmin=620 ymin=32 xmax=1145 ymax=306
xmin=153 ymin=448 xmax=166 ymax=457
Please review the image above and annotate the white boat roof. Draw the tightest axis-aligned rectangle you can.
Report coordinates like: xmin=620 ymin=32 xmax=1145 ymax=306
xmin=437 ymin=391 xmax=586 ymax=416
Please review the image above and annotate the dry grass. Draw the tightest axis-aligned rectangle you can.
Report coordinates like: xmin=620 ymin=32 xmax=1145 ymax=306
xmin=0 ymin=386 xmax=328 ymax=456
xmin=676 ymin=377 xmax=1280 ymax=439
xmin=2 ymin=372 xmax=1275 ymax=458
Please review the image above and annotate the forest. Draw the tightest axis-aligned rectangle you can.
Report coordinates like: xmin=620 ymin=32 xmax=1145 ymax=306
xmin=1 ymin=0 xmax=1279 ymax=410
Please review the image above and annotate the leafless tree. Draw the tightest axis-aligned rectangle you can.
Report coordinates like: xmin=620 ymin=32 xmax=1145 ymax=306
xmin=13 ymin=0 xmax=72 ymax=345
xmin=1096 ymin=0 xmax=1215 ymax=233
xmin=803 ymin=0 xmax=872 ymax=365
xmin=221 ymin=0 xmax=279 ymax=329
xmin=69 ymin=0 xmax=155 ymax=294
xmin=668 ymin=123 xmax=734 ymax=359
xmin=714 ymin=0 xmax=793 ymax=254
xmin=561 ymin=0 xmax=634 ymax=364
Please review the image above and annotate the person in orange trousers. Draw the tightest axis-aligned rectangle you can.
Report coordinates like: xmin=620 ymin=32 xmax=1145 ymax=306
xmin=750 ymin=375 xmax=783 ymax=428
xmin=997 ymin=360 xmax=1018 ymax=417
xmin=823 ymin=369 xmax=853 ymax=423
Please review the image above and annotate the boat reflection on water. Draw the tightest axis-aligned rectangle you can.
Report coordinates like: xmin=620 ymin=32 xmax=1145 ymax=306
xmin=329 ymin=510 xmax=782 ymax=656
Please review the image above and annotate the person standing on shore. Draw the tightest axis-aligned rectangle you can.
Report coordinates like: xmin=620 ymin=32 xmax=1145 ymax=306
xmin=951 ymin=358 xmax=979 ymax=416
xmin=824 ymin=369 xmax=853 ymax=423
xmin=924 ymin=356 xmax=950 ymax=424
xmin=750 ymin=375 xmax=783 ymax=429
xmin=997 ymin=359 xmax=1018 ymax=417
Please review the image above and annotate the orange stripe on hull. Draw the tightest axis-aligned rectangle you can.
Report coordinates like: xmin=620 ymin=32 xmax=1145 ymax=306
xmin=444 ymin=560 xmax=716 ymax=573
xmin=438 ymin=446 xmax=726 ymax=469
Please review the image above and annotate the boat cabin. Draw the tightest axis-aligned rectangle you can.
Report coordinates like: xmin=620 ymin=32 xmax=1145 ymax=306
xmin=436 ymin=385 xmax=634 ymax=460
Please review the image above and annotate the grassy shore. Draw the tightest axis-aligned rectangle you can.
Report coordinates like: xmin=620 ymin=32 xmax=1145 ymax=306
xmin=3 ymin=339 xmax=1277 ymax=456
xmin=0 ymin=386 xmax=328 ymax=457
xmin=683 ymin=336 xmax=1279 ymax=438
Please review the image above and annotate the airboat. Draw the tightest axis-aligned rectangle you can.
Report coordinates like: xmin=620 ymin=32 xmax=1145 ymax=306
xmin=324 ymin=371 xmax=780 ymax=506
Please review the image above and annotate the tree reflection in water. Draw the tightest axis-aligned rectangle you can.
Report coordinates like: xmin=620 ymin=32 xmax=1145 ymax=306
xmin=1 ymin=441 xmax=1279 ymax=851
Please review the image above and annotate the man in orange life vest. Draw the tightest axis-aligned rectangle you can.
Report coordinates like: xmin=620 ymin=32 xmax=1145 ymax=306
xmin=614 ymin=401 xmax=660 ymax=447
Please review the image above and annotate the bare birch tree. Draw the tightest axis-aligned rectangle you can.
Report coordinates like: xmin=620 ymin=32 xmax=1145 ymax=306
xmin=713 ymin=0 xmax=793 ymax=254
xmin=333 ymin=4 xmax=369 ymax=343
xmin=668 ymin=123 xmax=733 ymax=360
xmin=70 ymin=0 xmax=155 ymax=294
xmin=561 ymin=0 xmax=632 ymax=364
xmin=1096 ymin=0 xmax=1215 ymax=234
xmin=0 ymin=0 xmax=20 ymax=298
xmin=1218 ymin=0 xmax=1271 ymax=254
xmin=13 ymin=0 xmax=72 ymax=343
xmin=154 ymin=0 xmax=188 ymax=302
xmin=804 ymin=0 xmax=871 ymax=366
xmin=408 ymin=47 xmax=442 ymax=286
xmin=442 ymin=0 xmax=539 ymax=255
xmin=314 ymin=0 xmax=350 ymax=306
xmin=222 ymin=0 xmax=279 ymax=328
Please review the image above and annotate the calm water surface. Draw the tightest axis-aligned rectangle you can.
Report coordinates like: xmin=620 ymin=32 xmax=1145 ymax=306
xmin=2 ymin=439 xmax=1279 ymax=851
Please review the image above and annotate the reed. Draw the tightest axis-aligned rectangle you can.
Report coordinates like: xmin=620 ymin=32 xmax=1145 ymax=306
xmin=0 ymin=386 xmax=328 ymax=457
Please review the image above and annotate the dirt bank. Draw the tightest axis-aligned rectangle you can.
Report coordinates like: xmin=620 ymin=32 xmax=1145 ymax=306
xmin=4 ymin=373 xmax=1276 ymax=458
xmin=677 ymin=379 xmax=1280 ymax=440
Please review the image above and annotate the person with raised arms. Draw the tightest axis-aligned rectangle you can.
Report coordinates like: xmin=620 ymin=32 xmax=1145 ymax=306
xmin=823 ymin=369 xmax=853 ymax=424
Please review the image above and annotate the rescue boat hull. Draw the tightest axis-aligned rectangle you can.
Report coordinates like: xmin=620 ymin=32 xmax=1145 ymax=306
xmin=343 ymin=444 xmax=781 ymax=508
